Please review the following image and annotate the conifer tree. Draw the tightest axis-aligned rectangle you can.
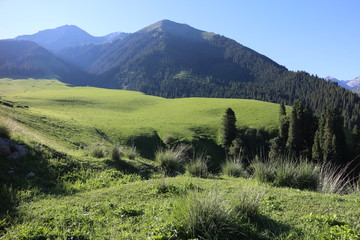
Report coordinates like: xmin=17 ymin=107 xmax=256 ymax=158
xmin=279 ymin=102 xmax=289 ymax=142
xmin=312 ymin=108 xmax=346 ymax=164
xmin=286 ymin=100 xmax=317 ymax=157
xmin=220 ymin=108 xmax=237 ymax=150
xmin=351 ymin=125 xmax=360 ymax=157
xmin=270 ymin=102 xmax=289 ymax=159
xmin=286 ymin=100 xmax=303 ymax=155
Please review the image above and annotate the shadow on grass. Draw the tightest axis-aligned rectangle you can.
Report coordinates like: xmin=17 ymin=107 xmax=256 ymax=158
xmin=250 ymin=214 xmax=291 ymax=239
xmin=104 ymin=158 xmax=138 ymax=174
xmin=0 ymin=144 xmax=78 ymax=235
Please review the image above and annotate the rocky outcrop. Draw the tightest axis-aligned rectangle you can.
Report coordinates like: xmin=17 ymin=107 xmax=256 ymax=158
xmin=0 ymin=138 xmax=28 ymax=160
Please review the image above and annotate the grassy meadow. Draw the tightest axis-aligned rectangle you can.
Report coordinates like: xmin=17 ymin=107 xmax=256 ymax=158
xmin=0 ymin=78 xmax=283 ymax=154
xmin=1 ymin=78 xmax=359 ymax=239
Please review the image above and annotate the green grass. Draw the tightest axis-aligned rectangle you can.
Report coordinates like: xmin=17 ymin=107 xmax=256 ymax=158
xmin=0 ymin=78 xmax=285 ymax=155
xmin=1 ymin=177 xmax=359 ymax=239
xmin=1 ymin=78 xmax=359 ymax=239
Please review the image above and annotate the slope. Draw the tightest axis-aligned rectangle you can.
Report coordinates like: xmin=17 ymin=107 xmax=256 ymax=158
xmin=0 ymin=78 xmax=282 ymax=157
xmin=0 ymin=40 xmax=93 ymax=85
xmin=60 ymin=20 xmax=359 ymax=129
xmin=6 ymin=20 xmax=360 ymax=129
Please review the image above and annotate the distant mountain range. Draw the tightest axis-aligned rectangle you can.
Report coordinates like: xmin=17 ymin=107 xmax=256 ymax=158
xmin=0 ymin=40 xmax=92 ymax=85
xmin=15 ymin=25 xmax=129 ymax=52
xmin=325 ymin=76 xmax=360 ymax=90
xmin=1 ymin=20 xmax=360 ymax=128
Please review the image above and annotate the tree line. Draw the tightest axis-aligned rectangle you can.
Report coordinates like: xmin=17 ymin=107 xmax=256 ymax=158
xmin=220 ymin=101 xmax=360 ymax=169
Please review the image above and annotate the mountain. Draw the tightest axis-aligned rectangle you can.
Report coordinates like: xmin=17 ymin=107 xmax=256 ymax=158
xmin=0 ymin=40 xmax=92 ymax=85
xmin=326 ymin=76 xmax=360 ymax=90
xmin=59 ymin=20 xmax=287 ymax=86
xmin=15 ymin=25 xmax=129 ymax=52
xmin=57 ymin=20 xmax=360 ymax=128
xmin=3 ymin=20 xmax=360 ymax=129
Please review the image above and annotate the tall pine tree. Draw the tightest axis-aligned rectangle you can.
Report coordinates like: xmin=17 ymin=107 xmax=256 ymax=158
xmin=220 ymin=108 xmax=237 ymax=151
xmin=286 ymin=100 xmax=317 ymax=157
xmin=279 ymin=102 xmax=289 ymax=142
xmin=286 ymin=100 xmax=303 ymax=155
xmin=312 ymin=108 xmax=346 ymax=164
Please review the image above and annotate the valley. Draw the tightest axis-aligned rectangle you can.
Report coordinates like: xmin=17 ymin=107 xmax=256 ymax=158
xmin=1 ymin=18 xmax=360 ymax=239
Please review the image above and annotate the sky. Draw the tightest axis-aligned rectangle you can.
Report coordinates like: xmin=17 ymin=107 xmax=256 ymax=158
xmin=0 ymin=0 xmax=359 ymax=80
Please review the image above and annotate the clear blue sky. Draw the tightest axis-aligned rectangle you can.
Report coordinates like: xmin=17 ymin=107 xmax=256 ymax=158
xmin=1 ymin=0 xmax=359 ymax=80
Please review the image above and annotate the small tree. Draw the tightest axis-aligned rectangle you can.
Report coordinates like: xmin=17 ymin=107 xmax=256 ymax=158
xmin=220 ymin=108 xmax=237 ymax=151
xmin=278 ymin=102 xmax=289 ymax=142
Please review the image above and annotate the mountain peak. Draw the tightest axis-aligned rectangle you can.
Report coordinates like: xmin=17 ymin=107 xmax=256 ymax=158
xmin=141 ymin=19 xmax=214 ymax=41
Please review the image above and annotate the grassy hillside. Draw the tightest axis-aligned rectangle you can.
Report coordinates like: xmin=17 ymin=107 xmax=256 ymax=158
xmin=0 ymin=78 xmax=284 ymax=153
xmin=1 ymin=176 xmax=359 ymax=239
xmin=1 ymin=78 xmax=358 ymax=239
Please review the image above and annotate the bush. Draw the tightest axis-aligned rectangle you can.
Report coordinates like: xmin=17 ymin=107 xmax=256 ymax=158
xmin=185 ymin=156 xmax=209 ymax=178
xmin=171 ymin=190 xmax=262 ymax=239
xmin=221 ymin=157 xmax=247 ymax=178
xmin=155 ymin=146 xmax=187 ymax=176
xmin=89 ymin=145 xmax=107 ymax=158
xmin=0 ymin=120 xmax=11 ymax=139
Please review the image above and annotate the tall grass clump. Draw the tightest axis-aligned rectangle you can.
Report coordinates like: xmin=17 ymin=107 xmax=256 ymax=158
xmin=155 ymin=145 xmax=188 ymax=176
xmin=185 ymin=155 xmax=209 ymax=178
xmin=89 ymin=144 xmax=107 ymax=158
xmin=111 ymin=144 xmax=123 ymax=161
xmin=120 ymin=145 xmax=139 ymax=160
xmin=251 ymin=156 xmax=319 ymax=190
xmin=122 ymin=145 xmax=138 ymax=160
xmin=0 ymin=120 xmax=11 ymax=139
xmin=221 ymin=156 xmax=247 ymax=178
xmin=251 ymin=158 xmax=276 ymax=183
xmin=318 ymin=161 xmax=353 ymax=194
xmin=171 ymin=190 xmax=262 ymax=239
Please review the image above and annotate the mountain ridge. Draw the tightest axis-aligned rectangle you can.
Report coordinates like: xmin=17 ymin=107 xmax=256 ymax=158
xmin=326 ymin=75 xmax=360 ymax=90
xmin=2 ymin=20 xmax=360 ymax=129
xmin=0 ymin=39 xmax=92 ymax=85
xmin=15 ymin=25 xmax=129 ymax=52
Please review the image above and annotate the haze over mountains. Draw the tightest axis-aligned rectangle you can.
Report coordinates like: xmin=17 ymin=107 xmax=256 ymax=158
xmin=1 ymin=19 xmax=360 ymax=128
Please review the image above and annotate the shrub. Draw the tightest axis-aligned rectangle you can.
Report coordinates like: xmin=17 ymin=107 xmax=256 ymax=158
xmin=221 ymin=157 xmax=247 ymax=178
xmin=155 ymin=146 xmax=187 ymax=176
xmin=0 ymin=120 xmax=11 ymax=139
xmin=186 ymin=156 xmax=209 ymax=178
xmin=89 ymin=145 xmax=107 ymax=158
xmin=171 ymin=190 xmax=262 ymax=239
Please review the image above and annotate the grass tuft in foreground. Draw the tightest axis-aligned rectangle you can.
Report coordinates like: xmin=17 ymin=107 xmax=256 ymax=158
xmin=170 ymin=189 xmax=264 ymax=239
xmin=221 ymin=156 xmax=247 ymax=178
xmin=155 ymin=145 xmax=189 ymax=176
xmin=251 ymin=157 xmax=318 ymax=190
xmin=185 ymin=155 xmax=209 ymax=178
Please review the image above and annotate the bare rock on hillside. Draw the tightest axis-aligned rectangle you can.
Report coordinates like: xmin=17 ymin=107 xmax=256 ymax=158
xmin=0 ymin=138 xmax=28 ymax=160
